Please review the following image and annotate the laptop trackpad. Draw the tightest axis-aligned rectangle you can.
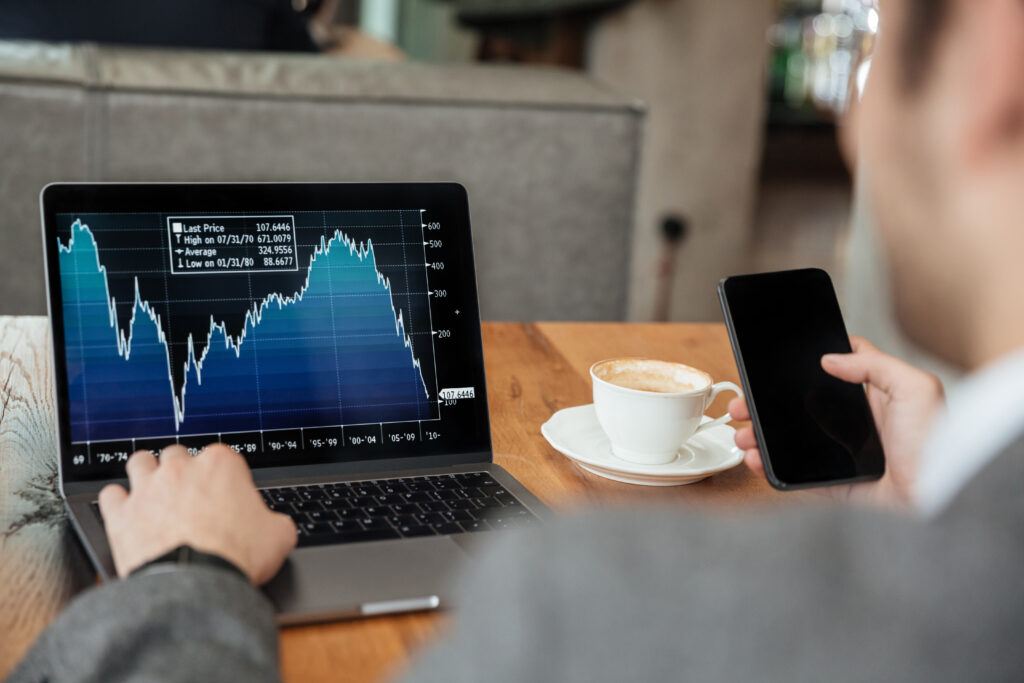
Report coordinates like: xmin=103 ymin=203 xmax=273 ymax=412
xmin=264 ymin=536 xmax=469 ymax=625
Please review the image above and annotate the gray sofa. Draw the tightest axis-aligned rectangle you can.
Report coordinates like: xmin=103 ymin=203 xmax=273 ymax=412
xmin=0 ymin=41 xmax=643 ymax=320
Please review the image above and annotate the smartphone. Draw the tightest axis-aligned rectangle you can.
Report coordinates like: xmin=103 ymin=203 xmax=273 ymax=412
xmin=718 ymin=268 xmax=885 ymax=490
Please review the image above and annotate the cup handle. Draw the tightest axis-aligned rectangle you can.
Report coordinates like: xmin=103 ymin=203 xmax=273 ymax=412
xmin=694 ymin=382 xmax=743 ymax=435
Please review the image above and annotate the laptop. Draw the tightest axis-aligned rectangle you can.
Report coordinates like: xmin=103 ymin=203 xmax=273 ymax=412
xmin=40 ymin=182 xmax=550 ymax=624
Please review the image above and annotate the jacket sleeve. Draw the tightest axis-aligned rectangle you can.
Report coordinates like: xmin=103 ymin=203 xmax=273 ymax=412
xmin=400 ymin=503 xmax=1022 ymax=683
xmin=9 ymin=565 xmax=281 ymax=683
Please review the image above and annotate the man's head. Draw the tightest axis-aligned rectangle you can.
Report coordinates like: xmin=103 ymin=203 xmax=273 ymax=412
xmin=860 ymin=0 xmax=1024 ymax=369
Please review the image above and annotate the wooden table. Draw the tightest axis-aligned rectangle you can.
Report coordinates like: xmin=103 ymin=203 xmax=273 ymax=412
xmin=0 ymin=316 xmax=780 ymax=682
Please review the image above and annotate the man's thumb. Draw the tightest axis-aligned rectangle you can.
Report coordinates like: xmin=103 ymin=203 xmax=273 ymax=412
xmin=821 ymin=351 xmax=896 ymax=392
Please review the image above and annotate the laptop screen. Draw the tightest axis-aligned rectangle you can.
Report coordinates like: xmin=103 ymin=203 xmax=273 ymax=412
xmin=42 ymin=184 xmax=491 ymax=482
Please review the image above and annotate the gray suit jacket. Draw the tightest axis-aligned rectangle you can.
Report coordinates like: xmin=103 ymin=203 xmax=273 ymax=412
xmin=12 ymin=438 xmax=1024 ymax=682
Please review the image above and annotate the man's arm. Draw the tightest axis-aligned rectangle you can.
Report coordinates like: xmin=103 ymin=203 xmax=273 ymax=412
xmin=10 ymin=566 xmax=280 ymax=683
xmin=11 ymin=443 xmax=295 ymax=683
xmin=400 ymin=497 xmax=1021 ymax=683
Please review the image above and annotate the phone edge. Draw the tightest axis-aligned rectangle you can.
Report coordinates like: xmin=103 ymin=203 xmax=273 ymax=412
xmin=717 ymin=278 xmax=792 ymax=492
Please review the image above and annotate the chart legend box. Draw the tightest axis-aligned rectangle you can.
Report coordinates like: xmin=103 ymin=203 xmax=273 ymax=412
xmin=166 ymin=215 xmax=298 ymax=275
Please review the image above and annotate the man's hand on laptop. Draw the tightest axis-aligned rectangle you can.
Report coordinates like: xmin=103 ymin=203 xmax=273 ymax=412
xmin=97 ymin=443 xmax=297 ymax=584
xmin=728 ymin=336 xmax=946 ymax=509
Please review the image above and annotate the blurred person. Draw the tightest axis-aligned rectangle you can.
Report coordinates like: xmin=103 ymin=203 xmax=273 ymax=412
xmin=11 ymin=0 xmax=1024 ymax=680
xmin=306 ymin=0 xmax=405 ymax=60
xmin=0 ymin=0 xmax=318 ymax=52
xmin=0 ymin=0 xmax=406 ymax=61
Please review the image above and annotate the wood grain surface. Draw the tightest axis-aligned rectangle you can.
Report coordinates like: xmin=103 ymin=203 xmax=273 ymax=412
xmin=0 ymin=317 xmax=93 ymax=679
xmin=0 ymin=317 xmax=785 ymax=682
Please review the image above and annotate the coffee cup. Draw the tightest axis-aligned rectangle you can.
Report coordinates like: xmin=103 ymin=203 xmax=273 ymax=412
xmin=590 ymin=358 xmax=743 ymax=465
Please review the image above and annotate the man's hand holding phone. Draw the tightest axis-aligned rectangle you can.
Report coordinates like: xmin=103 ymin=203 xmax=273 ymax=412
xmin=729 ymin=336 xmax=945 ymax=509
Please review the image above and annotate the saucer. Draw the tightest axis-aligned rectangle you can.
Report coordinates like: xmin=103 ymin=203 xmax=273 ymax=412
xmin=540 ymin=404 xmax=744 ymax=486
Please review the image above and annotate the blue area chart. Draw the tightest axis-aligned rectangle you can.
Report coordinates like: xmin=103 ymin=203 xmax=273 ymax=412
xmin=60 ymin=220 xmax=433 ymax=442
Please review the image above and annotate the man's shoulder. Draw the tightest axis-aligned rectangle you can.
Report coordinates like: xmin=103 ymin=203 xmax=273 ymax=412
xmin=939 ymin=431 xmax=1024 ymax=525
xmin=415 ymin=468 xmax=1024 ymax=683
xmin=404 ymin=437 xmax=1024 ymax=683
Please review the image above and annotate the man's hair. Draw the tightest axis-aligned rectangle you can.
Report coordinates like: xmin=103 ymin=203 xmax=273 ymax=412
xmin=902 ymin=0 xmax=950 ymax=89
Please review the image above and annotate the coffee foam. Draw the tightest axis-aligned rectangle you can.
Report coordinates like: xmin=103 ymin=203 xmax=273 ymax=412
xmin=593 ymin=359 xmax=710 ymax=394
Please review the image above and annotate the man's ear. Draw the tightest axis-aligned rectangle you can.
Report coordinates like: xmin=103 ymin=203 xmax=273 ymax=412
xmin=961 ymin=0 xmax=1024 ymax=168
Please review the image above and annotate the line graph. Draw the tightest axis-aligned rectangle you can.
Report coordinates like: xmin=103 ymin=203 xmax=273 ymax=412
xmin=58 ymin=210 xmax=439 ymax=443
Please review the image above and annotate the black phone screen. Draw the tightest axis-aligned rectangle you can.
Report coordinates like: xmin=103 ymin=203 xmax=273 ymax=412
xmin=719 ymin=269 xmax=885 ymax=489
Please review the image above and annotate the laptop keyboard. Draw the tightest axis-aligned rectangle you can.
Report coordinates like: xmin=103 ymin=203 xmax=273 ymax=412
xmin=269 ymin=472 xmax=539 ymax=547
xmin=91 ymin=472 xmax=539 ymax=548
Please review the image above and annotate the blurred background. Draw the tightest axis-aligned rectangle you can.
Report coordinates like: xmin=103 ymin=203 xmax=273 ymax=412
xmin=0 ymin=0 xmax=889 ymax=334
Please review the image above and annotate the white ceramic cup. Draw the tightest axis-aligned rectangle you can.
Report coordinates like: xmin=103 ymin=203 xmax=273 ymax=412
xmin=590 ymin=358 xmax=743 ymax=465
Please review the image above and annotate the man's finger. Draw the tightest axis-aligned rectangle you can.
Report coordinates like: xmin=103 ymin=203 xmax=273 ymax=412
xmin=821 ymin=347 xmax=908 ymax=394
xmin=274 ymin=512 xmax=299 ymax=552
xmin=197 ymin=442 xmax=239 ymax=461
xmin=125 ymin=450 xmax=158 ymax=485
xmin=198 ymin=442 xmax=249 ymax=472
xmin=97 ymin=483 xmax=129 ymax=520
xmin=728 ymin=397 xmax=750 ymax=422
xmin=744 ymin=449 xmax=764 ymax=475
xmin=735 ymin=426 xmax=758 ymax=451
xmin=158 ymin=444 xmax=191 ymax=467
